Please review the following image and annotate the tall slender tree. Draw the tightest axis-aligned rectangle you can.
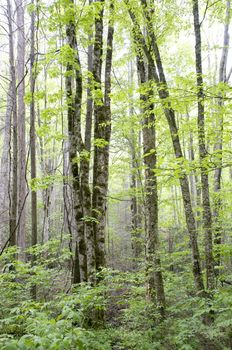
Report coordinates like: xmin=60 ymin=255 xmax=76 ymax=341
xmin=137 ymin=56 xmax=165 ymax=315
xmin=127 ymin=0 xmax=204 ymax=292
xmin=92 ymin=0 xmax=114 ymax=272
xmin=30 ymin=0 xmax=38 ymax=254
xmin=16 ymin=0 xmax=26 ymax=258
xmin=65 ymin=0 xmax=87 ymax=282
xmin=192 ymin=0 xmax=215 ymax=290
xmin=213 ymin=0 xmax=231 ymax=274
xmin=7 ymin=0 xmax=18 ymax=248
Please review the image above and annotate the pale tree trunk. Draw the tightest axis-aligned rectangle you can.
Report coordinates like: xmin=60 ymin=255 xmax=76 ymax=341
xmin=0 ymin=83 xmax=12 ymax=247
xmin=92 ymin=0 xmax=114 ymax=272
xmin=192 ymin=0 xmax=215 ymax=290
xmin=16 ymin=0 xmax=26 ymax=258
xmin=213 ymin=0 xmax=230 ymax=274
xmin=187 ymin=111 xmax=201 ymax=230
xmin=37 ymin=72 xmax=53 ymax=244
xmin=85 ymin=0 xmax=93 ymax=153
xmin=128 ymin=0 xmax=204 ymax=292
xmin=137 ymin=57 xmax=165 ymax=316
xmin=7 ymin=0 xmax=18 ymax=248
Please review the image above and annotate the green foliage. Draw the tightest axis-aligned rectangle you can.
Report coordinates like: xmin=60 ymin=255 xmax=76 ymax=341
xmin=94 ymin=138 xmax=109 ymax=148
xmin=1 ymin=252 xmax=232 ymax=349
xmin=29 ymin=175 xmax=64 ymax=191
xmin=0 ymin=244 xmax=111 ymax=350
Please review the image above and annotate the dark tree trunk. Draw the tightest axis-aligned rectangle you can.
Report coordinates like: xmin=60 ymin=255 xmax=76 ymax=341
xmin=29 ymin=0 xmax=38 ymax=300
xmin=127 ymin=0 xmax=204 ymax=292
xmin=137 ymin=57 xmax=165 ymax=316
xmin=130 ymin=128 xmax=143 ymax=261
xmin=30 ymin=0 xmax=37 ymax=249
xmin=192 ymin=0 xmax=215 ymax=290
xmin=65 ymin=8 xmax=87 ymax=282
xmin=128 ymin=62 xmax=143 ymax=262
xmin=92 ymin=0 xmax=114 ymax=272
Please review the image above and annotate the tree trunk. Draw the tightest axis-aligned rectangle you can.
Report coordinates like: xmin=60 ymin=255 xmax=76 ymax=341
xmin=65 ymin=2 xmax=87 ymax=282
xmin=127 ymin=0 xmax=204 ymax=292
xmin=192 ymin=0 xmax=215 ymax=290
xmin=213 ymin=0 xmax=230 ymax=274
xmin=137 ymin=57 xmax=165 ymax=315
xmin=84 ymin=0 xmax=96 ymax=282
xmin=128 ymin=62 xmax=143 ymax=262
xmin=30 ymin=0 xmax=37 ymax=250
xmin=130 ymin=129 xmax=143 ymax=261
xmin=16 ymin=0 xmax=26 ymax=259
xmin=7 ymin=0 xmax=18 ymax=248
xmin=187 ymin=111 xmax=201 ymax=230
xmin=92 ymin=0 xmax=114 ymax=272
xmin=0 ymin=82 xmax=12 ymax=247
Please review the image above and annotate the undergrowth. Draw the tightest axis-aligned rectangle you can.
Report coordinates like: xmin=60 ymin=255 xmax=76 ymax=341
xmin=1 ymin=242 xmax=232 ymax=350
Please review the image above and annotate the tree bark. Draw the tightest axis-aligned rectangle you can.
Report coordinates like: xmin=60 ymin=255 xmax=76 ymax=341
xmin=82 ymin=0 xmax=95 ymax=281
xmin=192 ymin=0 xmax=215 ymax=290
xmin=137 ymin=57 xmax=165 ymax=315
xmin=128 ymin=62 xmax=143 ymax=262
xmin=0 ymin=81 xmax=12 ymax=246
xmin=65 ymin=2 xmax=87 ymax=282
xmin=92 ymin=0 xmax=114 ymax=272
xmin=16 ymin=0 xmax=26 ymax=258
xmin=30 ymin=0 xmax=37 ymax=250
xmin=127 ymin=0 xmax=204 ymax=292
xmin=7 ymin=0 xmax=18 ymax=248
xmin=213 ymin=0 xmax=230 ymax=274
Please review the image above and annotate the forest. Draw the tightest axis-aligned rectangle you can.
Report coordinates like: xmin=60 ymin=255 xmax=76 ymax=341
xmin=0 ymin=0 xmax=232 ymax=348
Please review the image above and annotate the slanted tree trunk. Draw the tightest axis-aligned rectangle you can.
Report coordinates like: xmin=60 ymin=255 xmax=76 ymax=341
xmin=137 ymin=57 xmax=165 ymax=316
xmin=92 ymin=0 xmax=114 ymax=272
xmin=16 ymin=0 xmax=26 ymax=258
xmin=127 ymin=0 xmax=204 ymax=292
xmin=192 ymin=0 xmax=215 ymax=290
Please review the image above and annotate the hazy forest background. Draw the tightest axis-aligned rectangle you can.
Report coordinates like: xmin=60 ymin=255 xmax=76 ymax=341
xmin=0 ymin=0 xmax=232 ymax=349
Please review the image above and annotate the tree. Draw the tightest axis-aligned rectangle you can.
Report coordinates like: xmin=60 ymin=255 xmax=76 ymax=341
xmin=192 ymin=0 xmax=215 ymax=291
xmin=16 ymin=0 xmax=26 ymax=258
xmin=92 ymin=0 xmax=114 ymax=273
xmin=7 ymin=0 xmax=18 ymax=249
xmin=65 ymin=0 xmax=88 ymax=282
xmin=137 ymin=56 xmax=165 ymax=315
xmin=127 ymin=0 xmax=204 ymax=292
